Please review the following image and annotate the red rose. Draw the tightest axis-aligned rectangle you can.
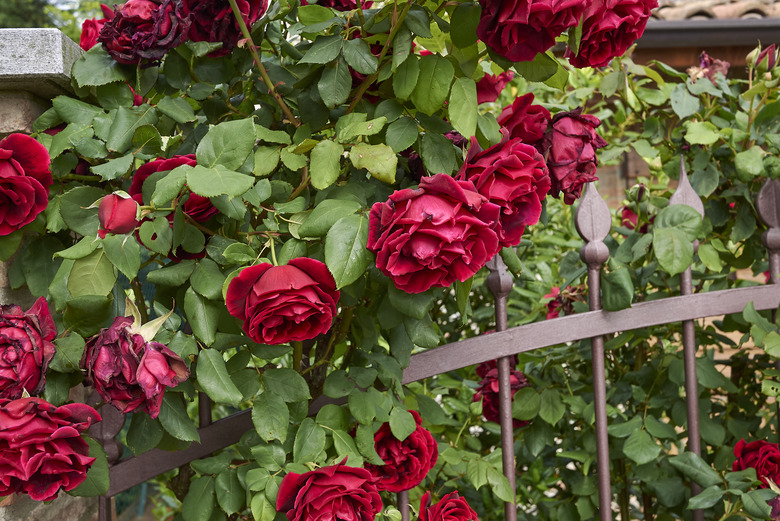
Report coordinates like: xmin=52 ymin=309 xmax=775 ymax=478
xmin=565 ymin=0 xmax=657 ymax=69
xmin=540 ymin=108 xmax=607 ymax=205
xmin=458 ymin=134 xmax=550 ymax=248
xmin=473 ymin=365 xmax=530 ymax=427
xmin=226 ymin=258 xmax=340 ymax=345
xmin=181 ymin=0 xmax=269 ymax=56
xmin=757 ymin=44 xmax=778 ymax=73
xmin=99 ymin=0 xmax=189 ymax=66
xmin=477 ymin=0 xmax=586 ymax=63
xmin=419 ymin=491 xmax=479 ymax=521
xmin=544 ymin=286 xmax=563 ymax=319
xmin=276 ymin=461 xmax=383 ymax=521
xmin=0 ymin=298 xmax=56 ymax=400
xmin=300 ymin=0 xmax=373 ymax=10
xmin=0 ymin=397 xmax=100 ymax=501
xmin=365 ymin=410 xmax=438 ymax=492
xmin=79 ymin=18 xmax=108 ymax=50
xmin=368 ymin=174 xmax=501 ymax=294
xmin=81 ymin=316 xmax=189 ymax=418
xmin=0 ymin=133 xmax=52 ymax=236
xmin=733 ymin=439 xmax=780 ymax=487
xmin=476 ymin=71 xmax=514 ymax=104
xmin=98 ymin=193 xmax=140 ymax=238
xmin=497 ymin=93 xmax=551 ymax=146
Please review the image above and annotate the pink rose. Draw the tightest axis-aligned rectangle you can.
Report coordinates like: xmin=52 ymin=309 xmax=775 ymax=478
xmin=565 ymin=0 xmax=658 ymax=69
xmin=367 ymin=174 xmax=501 ymax=294
xmin=419 ymin=491 xmax=479 ymax=521
xmin=226 ymin=258 xmax=340 ymax=345
xmin=473 ymin=363 xmax=530 ymax=427
xmin=476 ymin=72 xmax=514 ymax=104
xmin=497 ymin=93 xmax=551 ymax=146
xmin=181 ymin=0 xmax=269 ymax=56
xmin=276 ymin=461 xmax=383 ymax=521
xmin=98 ymin=193 xmax=140 ymax=238
xmin=0 ymin=397 xmax=100 ymax=501
xmin=477 ymin=0 xmax=587 ymax=63
xmin=0 ymin=298 xmax=56 ymax=400
xmin=365 ymin=410 xmax=438 ymax=492
xmin=0 ymin=133 xmax=52 ymax=236
xmin=458 ymin=134 xmax=550 ymax=247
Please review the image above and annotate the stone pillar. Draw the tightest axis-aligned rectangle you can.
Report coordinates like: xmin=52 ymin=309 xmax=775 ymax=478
xmin=0 ymin=29 xmax=99 ymax=521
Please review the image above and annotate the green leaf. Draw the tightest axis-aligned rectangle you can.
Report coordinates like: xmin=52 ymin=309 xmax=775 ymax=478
xmin=51 ymin=333 xmax=85 ymax=373
xmin=157 ymin=96 xmax=196 ymax=123
xmin=62 ymin=295 xmax=113 ymax=337
xmin=300 ymin=34 xmax=343 ymax=64
xmin=263 ymin=368 xmax=311 ymax=402
xmin=514 ymin=52 xmax=558 ymax=82
xmin=0 ymin=230 xmax=23 ymax=262
xmin=653 ymin=227 xmax=693 ymax=276
xmin=670 ymin=84 xmax=700 ymax=119
xmin=325 ymin=214 xmax=372 ymax=289
xmin=538 ymin=389 xmax=565 ymax=425
xmin=299 ymin=200 xmax=361 ymax=237
xmin=607 ymin=416 xmax=643 ymax=438
xmin=294 ymin=418 xmax=326 ymax=463
xmin=386 ymin=117 xmax=419 ymax=153
xmin=742 ymin=489 xmax=775 ymax=518
xmin=684 ymin=121 xmax=720 ymax=145
xmin=623 ymin=429 xmax=662 ymax=465
xmin=686 ymin=485 xmax=724 ymax=510
xmin=393 ymin=56 xmax=420 ymax=100
xmin=331 ymin=429 xmax=363 ymax=466
xmin=512 ymin=387 xmax=541 ymax=421
xmin=421 ymin=132 xmax=457 ymax=174
xmin=336 ymin=116 xmax=387 ymax=143
xmin=126 ymin=413 xmax=164 ymax=455
xmin=197 ymin=118 xmax=256 ymax=170
xmin=68 ymin=438 xmax=109 ymax=496
xmin=387 ymin=283 xmax=434 ymax=320
xmin=250 ymin=493 xmax=276 ymax=521
xmin=139 ymin=217 xmax=173 ymax=255
xmin=601 ymin=265 xmax=633 ymax=311
xmin=697 ymin=243 xmax=723 ymax=271
xmin=102 ymin=234 xmax=141 ymax=280
xmin=52 ymin=96 xmax=104 ymax=126
xmin=355 ymin=423 xmax=385 ymax=465
xmin=149 ymin=164 xmax=189 ymax=205
xmin=644 ymin=415 xmax=678 ymax=439
xmin=411 ymin=55 xmax=454 ymax=115
xmin=59 ymin=186 xmax=104 ymax=237
xmin=735 ymin=146 xmax=765 ymax=181
xmin=132 ymin=125 xmax=163 ymax=157
xmin=71 ymin=46 xmax=132 ymax=87
xmin=146 ymin=260 xmax=196 ymax=286
xmin=91 ymin=154 xmax=134 ymax=181
xmin=310 ymin=140 xmax=344 ymax=190
xmin=389 ymin=407 xmax=416 ymax=441
xmin=191 ymin=259 xmax=226 ymax=301
xmin=106 ymin=105 xmax=158 ymax=153
xmin=253 ymin=147 xmax=281 ymax=177
xmin=342 ymin=38 xmax=378 ymax=75
xmin=68 ymin=250 xmax=116 ymax=297
xmin=253 ymin=392 xmax=289 ymax=443
xmin=158 ymin=393 xmax=200 ymax=442
xmin=448 ymin=77 xmax=478 ymax=138
xmin=187 ymin=164 xmax=255 ymax=198
xmin=184 ymin=287 xmax=220 ymax=346
xmin=318 ymin=58 xmax=351 ymax=109
xmin=216 ymin=469 xmax=245 ymax=516
xmin=182 ymin=476 xmax=216 ymax=521
xmin=655 ymin=205 xmax=702 ymax=241
xmin=404 ymin=6 xmax=432 ymax=37
xmin=255 ymin=125 xmax=292 ymax=145
xmin=450 ymin=3 xmax=481 ymax=49
xmin=197 ymin=349 xmax=244 ymax=406
xmin=349 ymin=143 xmax=397 ymax=183
xmin=669 ymin=452 xmax=721 ymax=488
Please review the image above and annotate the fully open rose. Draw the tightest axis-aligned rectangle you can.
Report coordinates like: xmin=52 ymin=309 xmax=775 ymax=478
xmin=368 ymin=174 xmax=501 ymax=293
xmin=365 ymin=410 xmax=438 ymax=492
xmin=276 ymin=461 xmax=383 ymax=521
xmin=181 ymin=0 xmax=269 ymax=56
xmin=419 ymin=491 xmax=479 ymax=521
xmin=0 ymin=298 xmax=56 ymax=400
xmin=473 ymin=361 xmax=531 ymax=428
xmin=497 ymin=93 xmax=551 ymax=146
xmin=0 ymin=397 xmax=100 ymax=501
xmin=476 ymin=72 xmax=514 ymax=104
xmin=733 ymin=439 xmax=780 ymax=487
xmin=226 ymin=258 xmax=340 ymax=345
xmin=0 ymin=133 xmax=52 ymax=236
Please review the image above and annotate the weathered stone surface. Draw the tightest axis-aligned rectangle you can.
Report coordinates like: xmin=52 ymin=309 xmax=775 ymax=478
xmin=0 ymin=493 xmax=100 ymax=521
xmin=0 ymin=91 xmax=49 ymax=136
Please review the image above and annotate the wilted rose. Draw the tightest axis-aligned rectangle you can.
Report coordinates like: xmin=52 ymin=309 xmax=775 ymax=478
xmin=565 ymin=0 xmax=658 ymax=69
xmin=98 ymin=193 xmax=140 ymax=238
xmin=477 ymin=0 xmax=587 ymax=63
xmin=81 ymin=316 xmax=189 ymax=418
xmin=181 ymin=0 xmax=268 ymax=56
xmin=733 ymin=439 xmax=780 ymax=487
xmin=276 ymin=461 xmax=382 ymax=521
xmin=226 ymin=258 xmax=340 ymax=345
xmin=541 ymin=108 xmax=607 ymax=205
xmin=367 ymin=174 xmax=501 ymax=294
xmin=688 ymin=51 xmax=730 ymax=85
xmin=0 ymin=397 xmax=100 ymax=501
xmin=365 ymin=410 xmax=438 ymax=492
xmin=419 ymin=491 xmax=479 ymax=521
xmin=0 ymin=133 xmax=52 ymax=236
xmin=476 ymin=71 xmax=514 ymax=104
xmin=0 ymin=298 xmax=56 ymax=400
xmin=99 ymin=0 xmax=189 ymax=66
xmin=458 ymin=134 xmax=550 ymax=247
xmin=497 ymin=93 xmax=551 ymax=146
xmin=473 ymin=363 xmax=530 ymax=427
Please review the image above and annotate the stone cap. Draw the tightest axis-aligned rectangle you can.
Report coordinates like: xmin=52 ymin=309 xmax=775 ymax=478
xmin=0 ymin=28 xmax=83 ymax=99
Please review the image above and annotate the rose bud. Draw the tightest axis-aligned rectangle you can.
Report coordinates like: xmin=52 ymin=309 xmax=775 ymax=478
xmin=0 ymin=298 xmax=56 ymax=400
xmin=0 ymin=133 xmax=52 ymax=237
xmin=226 ymin=258 xmax=340 ymax=345
xmin=276 ymin=461 xmax=382 ymax=521
xmin=419 ymin=491 xmax=479 ymax=521
xmin=98 ymin=193 xmax=140 ymax=238
xmin=757 ymin=44 xmax=778 ymax=73
xmin=732 ymin=439 xmax=780 ymax=488
xmin=365 ymin=410 xmax=438 ymax=492
xmin=0 ymin=397 xmax=100 ymax=501
xmin=476 ymin=71 xmax=514 ymax=104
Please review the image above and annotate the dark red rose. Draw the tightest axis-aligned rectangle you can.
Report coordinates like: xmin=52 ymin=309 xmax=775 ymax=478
xmin=473 ymin=366 xmax=530 ymax=427
xmin=476 ymin=71 xmax=514 ymax=104
xmin=497 ymin=93 xmax=551 ymax=146
xmin=540 ymin=108 xmax=607 ymax=205
xmin=0 ymin=298 xmax=56 ymax=400
xmin=226 ymin=258 xmax=340 ymax=345
xmin=733 ymin=439 xmax=780 ymax=488
xmin=770 ymin=496 xmax=780 ymax=520
xmin=365 ymin=410 xmax=438 ymax=492
xmin=80 ymin=18 xmax=108 ymax=50
xmin=98 ymin=194 xmax=140 ymax=238
xmin=276 ymin=461 xmax=383 ymax=521
xmin=620 ymin=207 xmax=653 ymax=234
xmin=81 ymin=316 xmax=189 ymax=418
xmin=474 ymin=353 xmax=519 ymax=379
xmin=0 ymin=134 xmax=52 ymax=237
xmin=99 ymin=0 xmax=189 ymax=66
xmin=368 ymin=174 xmax=501 ymax=294
xmin=0 ymin=397 xmax=100 ymax=501
xmin=419 ymin=491 xmax=479 ymax=521
xmin=477 ymin=0 xmax=587 ymax=63
xmin=757 ymin=44 xmax=778 ymax=73
xmin=458 ymin=134 xmax=549 ymax=248
xmin=565 ymin=0 xmax=657 ymax=69
xmin=544 ymin=286 xmax=563 ymax=319
xmin=181 ymin=0 xmax=268 ymax=56
xmin=299 ymin=0 xmax=373 ymax=10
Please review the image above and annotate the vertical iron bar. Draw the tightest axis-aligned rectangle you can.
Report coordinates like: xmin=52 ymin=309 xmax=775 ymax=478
xmin=575 ymin=183 xmax=613 ymax=521
xmin=99 ymin=496 xmax=109 ymax=521
xmin=398 ymin=490 xmax=410 ymax=521
xmin=486 ymin=256 xmax=517 ymax=521
xmin=199 ymin=393 xmax=213 ymax=428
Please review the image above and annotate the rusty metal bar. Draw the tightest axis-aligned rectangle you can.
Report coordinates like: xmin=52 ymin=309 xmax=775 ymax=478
xmin=487 ymin=256 xmax=517 ymax=521
xmin=398 ymin=490 xmax=409 ymax=521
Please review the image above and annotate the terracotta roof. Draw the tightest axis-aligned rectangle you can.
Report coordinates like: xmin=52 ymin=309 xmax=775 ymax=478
xmin=654 ymin=0 xmax=780 ymax=20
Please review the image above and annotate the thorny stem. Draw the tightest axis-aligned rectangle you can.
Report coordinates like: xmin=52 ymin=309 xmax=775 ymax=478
xmin=227 ymin=0 xmax=300 ymax=127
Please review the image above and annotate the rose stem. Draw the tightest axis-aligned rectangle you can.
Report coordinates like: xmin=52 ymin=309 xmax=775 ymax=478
xmin=292 ymin=341 xmax=303 ymax=372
